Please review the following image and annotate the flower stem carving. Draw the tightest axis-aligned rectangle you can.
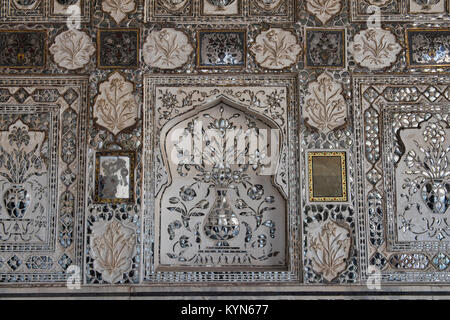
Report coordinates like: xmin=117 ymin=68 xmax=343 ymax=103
xmin=91 ymin=220 xmax=136 ymax=283
xmin=308 ymin=220 xmax=351 ymax=281
xmin=304 ymin=72 xmax=347 ymax=132
xmin=93 ymin=72 xmax=138 ymax=136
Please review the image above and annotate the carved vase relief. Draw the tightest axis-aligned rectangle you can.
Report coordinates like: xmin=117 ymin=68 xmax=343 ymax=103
xmin=0 ymin=119 xmax=49 ymax=242
xmin=396 ymin=116 xmax=450 ymax=242
xmin=157 ymin=99 xmax=286 ymax=268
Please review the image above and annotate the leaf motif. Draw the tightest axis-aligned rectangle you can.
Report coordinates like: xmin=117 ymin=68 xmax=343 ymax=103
xmin=193 ymin=199 xmax=209 ymax=210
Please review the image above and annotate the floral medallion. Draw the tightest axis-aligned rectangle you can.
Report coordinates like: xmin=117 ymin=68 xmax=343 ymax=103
xmin=50 ymin=29 xmax=95 ymax=70
xmin=305 ymin=0 xmax=342 ymax=24
xmin=143 ymin=28 xmax=193 ymax=69
xmin=249 ymin=28 xmax=301 ymax=69
xmin=349 ymin=28 xmax=402 ymax=70
xmin=93 ymin=72 xmax=138 ymax=136
xmin=304 ymin=72 xmax=347 ymax=132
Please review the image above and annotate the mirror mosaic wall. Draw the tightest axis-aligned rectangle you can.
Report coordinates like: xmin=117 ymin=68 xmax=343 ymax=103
xmin=0 ymin=0 xmax=448 ymax=296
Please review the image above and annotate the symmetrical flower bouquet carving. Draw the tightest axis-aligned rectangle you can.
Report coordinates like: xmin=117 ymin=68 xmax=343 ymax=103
xmin=93 ymin=72 xmax=138 ymax=136
xmin=350 ymin=28 xmax=401 ymax=70
xmin=50 ymin=30 xmax=95 ymax=70
xmin=250 ymin=28 xmax=301 ymax=69
xmin=163 ymin=103 xmax=282 ymax=264
xmin=91 ymin=220 xmax=136 ymax=283
xmin=398 ymin=120 xmax=450 ymax=241
xmin=307 ymin=220 xmax=351 ymax=281
xmin=143 ymin=28 xmax=193 ymax=69
xmin=0 ymin=120 xmax=48 ymax=241
xmin=304 ymin=72 xmax=347 ymax=132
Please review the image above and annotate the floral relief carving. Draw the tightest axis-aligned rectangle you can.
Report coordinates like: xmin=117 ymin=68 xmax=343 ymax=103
xmin=349 ymin=28 xmax=402 ymax=70
xmin=155 ymin=87 xmax=288 ymax=129
xmin=143 ymin=28 xmax=193 ymax=69
xmin=0 ymin=119 xmax=48 ymax=242
xmin=306 ymin=0 xmax=342 ymax=24
xmin=304 ymin=72 xmax=347 ymax=132
xmin=158 ymin=101 xmax=286 ymax=267
xmin=93 ymin=72 xmax=138 ymax=136
xmin=307 ymin=220 xmax=351 ymax=281
xmin=101 ymin=0 xmax=136 ymax=24
xmin=398 ymin=118 xmax=450 ymax=241
xmin=91 ymin=220 xmax=136 ymax=284
xmin=160 ymin=0 xmax=190 ymax=11
xmin=249 ymin=28 xmax=302 ymax=69
xmin=50 ymin=30 xmax=95 ymax=70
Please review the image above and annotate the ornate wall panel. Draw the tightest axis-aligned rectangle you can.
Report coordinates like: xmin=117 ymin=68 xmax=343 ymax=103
xmin=350 ymin=0 xmax=450 ymax=22
xmin=145 ymin=0 xmax=296 ymax=23
xmin=0 ymin=0 xmax=447 ymax=298
xmin=353 ymin=75 xmax=450 ymax=282
xmin=0 ymin=76 xmax=88 ymax=282
xmin=143 ymin=74 xmax=301 ymax=282
xmin=1 ymin=0 xmax=91 ymax=23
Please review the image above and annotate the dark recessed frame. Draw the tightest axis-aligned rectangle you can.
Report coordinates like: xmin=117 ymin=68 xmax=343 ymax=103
xmin=97 ymin=28 xmax=140 ymax=69
xmin=196 ymin=29 xmax=246 ymax=68
xmin=304 ymin=28 xmax=345 ymax=69
xmin=0 ymin=30 xmax=47 ymax=69
xmin=405 ymin=28 xmax=450 ymax=68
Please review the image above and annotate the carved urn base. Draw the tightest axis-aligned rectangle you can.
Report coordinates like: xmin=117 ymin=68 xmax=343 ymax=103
xmin=203 ymin=188 xmax=240 ymax=247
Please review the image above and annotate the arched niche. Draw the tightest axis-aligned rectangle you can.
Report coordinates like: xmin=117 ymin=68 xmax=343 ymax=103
xmin=155 ymin=96 xmax=287 ymax=270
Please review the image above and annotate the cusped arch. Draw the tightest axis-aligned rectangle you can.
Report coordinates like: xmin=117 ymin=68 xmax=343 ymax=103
xmin=155 ymin=95 xmax=288 ymax=270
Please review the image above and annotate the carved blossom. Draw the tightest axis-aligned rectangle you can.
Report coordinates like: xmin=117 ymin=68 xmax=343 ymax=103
xmin=93 ymin=72 xmax=138 ymax=136
xmin=253 ymin=0 xmax=283 ymax=10
xmin=304 ymin=72 xmax=347 ymax=132
xmin=50 ymin=30 xmax=95 ymax=70
xmin=102 ymin=0 xmax=136 ymax=24
xmin=349 ymin=28 xmax=401 ymax=70
xmin=249 ymin=28 xmax=302 ymax=69
xmin=143 ymin=28 xmax=193 ymax=69
xmin=91 ymin=220 xmax=136 ymax=283
xmin=307 ymin=221 xmax=351 ymax=281
xmin=306 ymin=0 xmax=342 ymax=24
